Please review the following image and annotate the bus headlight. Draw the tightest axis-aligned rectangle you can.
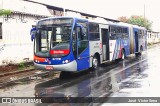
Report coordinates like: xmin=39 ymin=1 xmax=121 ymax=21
xmin=35 ymin=60 xmax=39 ymax=63
xmin=62 ymin=60 xmax=70 ymax=64
xmin=65 ymin=60 xmax=69 ymax=63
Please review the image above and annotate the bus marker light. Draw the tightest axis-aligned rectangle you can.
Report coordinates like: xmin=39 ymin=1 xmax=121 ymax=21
xmin=34 ymin=55 xmax=45 ymax=62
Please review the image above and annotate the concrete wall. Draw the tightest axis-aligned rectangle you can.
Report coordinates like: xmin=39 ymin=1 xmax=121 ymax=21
xmin=0 ymin=15 xmax=37 ymax=65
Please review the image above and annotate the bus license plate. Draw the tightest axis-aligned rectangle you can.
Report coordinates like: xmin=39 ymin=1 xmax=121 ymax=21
xmin=45 ymin=66 xmax=53 ymax=70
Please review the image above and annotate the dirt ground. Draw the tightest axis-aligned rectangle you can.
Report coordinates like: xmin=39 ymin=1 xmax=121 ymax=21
xmin=0 ymin=62 xmax=33 ymax=73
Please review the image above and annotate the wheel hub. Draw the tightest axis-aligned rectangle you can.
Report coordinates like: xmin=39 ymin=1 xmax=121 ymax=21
xmin=93 ymin=58 xmax=98 ymax=68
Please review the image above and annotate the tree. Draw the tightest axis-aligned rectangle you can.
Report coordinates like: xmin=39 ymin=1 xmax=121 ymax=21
xmin=0 ymin=9 xmax=12 ymax=16
xmin=118 ymin=16 xmax=129 ymax=23
xmin=118 ymin=15 xmax=152 ymax=30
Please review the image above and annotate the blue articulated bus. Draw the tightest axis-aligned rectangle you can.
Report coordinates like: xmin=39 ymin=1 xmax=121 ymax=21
xmin=31 ymin=17 xmax=147 ymax=72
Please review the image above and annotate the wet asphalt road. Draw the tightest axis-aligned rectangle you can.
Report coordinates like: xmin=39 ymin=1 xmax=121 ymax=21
xmin=0 ymin=44 xmax=160 ymax=106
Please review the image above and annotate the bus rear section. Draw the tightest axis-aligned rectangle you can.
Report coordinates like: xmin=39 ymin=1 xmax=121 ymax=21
xmin=130 ymin=26 xmax=147 ymax=56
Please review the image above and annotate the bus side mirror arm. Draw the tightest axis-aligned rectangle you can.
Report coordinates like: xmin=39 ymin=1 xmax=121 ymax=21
xmin=31 ymin=34 xmax=35 ymax=41
xmin=30 ymin=27 xmax=36 ymax=42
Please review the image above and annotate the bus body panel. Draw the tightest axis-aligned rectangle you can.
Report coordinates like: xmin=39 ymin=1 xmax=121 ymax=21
xmin=34 ymin=52 xmax=77 ymax=71
xmin=34 ymin=52 xmax=75 ymax=65
xmin=109 ymin=23 xmax=130 ymax=60
xmin=34 ymin=60 xmax=77 ymax=72
xmin=133 ymin=27 xmax=146 ymax=53
xmin=133 ymin=28 xmax=139 ymax=53
xmin=109 ymin=40 xmax=117 ymax=61
xmin=76 ymin=47 xmax=90 ymax=71
xmin=89 ymin=41 xmax=101 ymax=67
xmin=122 ymin=36 xmax=130 ymax=56
xmin=110 ymin=39 xmax=123 ymax=60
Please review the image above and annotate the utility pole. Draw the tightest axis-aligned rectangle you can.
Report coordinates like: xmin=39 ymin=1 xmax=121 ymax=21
xmin=0 ymin=0 xmax=3 ymax=9
xmin=144 ymin=4 xmax=145 ymax=19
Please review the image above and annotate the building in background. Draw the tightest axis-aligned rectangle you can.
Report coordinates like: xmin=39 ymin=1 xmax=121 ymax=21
xmin=147 ymin=31 xmax=160 ymax=44
xmin=0 ymin=0 xmax=52 ymax=65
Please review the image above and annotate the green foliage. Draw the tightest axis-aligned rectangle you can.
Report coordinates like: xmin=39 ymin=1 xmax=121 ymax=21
xmin=18 ymin=62 xmax=25 ymax=70
xmin=118 ymin=15 xmax=152 ymax=30
xmin=0 ymin=9 xmax=12 ymax=16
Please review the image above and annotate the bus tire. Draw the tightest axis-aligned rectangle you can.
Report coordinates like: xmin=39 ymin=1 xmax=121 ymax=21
xmin=139 ymin=46 xmax=143 ymax=56
xmin=135 ymin=53 xmax=139 ymax=57
xmin=121 ymin=49 xmax=125 ymax=60
xmin=92 ymin=55 xmax=99 ymax=69
xmin=60 ymin=71 xmax=71 ymax=79
xmin=135 ymin=46 xmax=143 ymax=57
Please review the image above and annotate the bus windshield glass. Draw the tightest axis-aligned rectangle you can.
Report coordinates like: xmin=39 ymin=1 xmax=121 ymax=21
xmin=34 ymin=18 xmax=73 ymax=58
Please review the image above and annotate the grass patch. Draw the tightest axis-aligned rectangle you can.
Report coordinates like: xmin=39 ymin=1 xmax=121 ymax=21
xmin=18 ymin=62 xmax=25 ymax=70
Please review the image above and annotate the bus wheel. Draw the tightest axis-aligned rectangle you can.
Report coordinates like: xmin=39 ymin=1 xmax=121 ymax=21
xmin=92 ymin=56 xmax=99 ymax=69
xmin=121 ymin=49 xmax=125 ymax=60
xmin=60 ymin=71 xmax=71 ymax=79
xmin=135 ymin=53 xmax=139 ymax=57
xmin=139 ymin=46 xmax=143 ymax=56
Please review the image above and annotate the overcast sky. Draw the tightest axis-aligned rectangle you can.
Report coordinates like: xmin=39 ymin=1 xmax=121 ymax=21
xmin=6 ymin=0 xmax=160 ymax=31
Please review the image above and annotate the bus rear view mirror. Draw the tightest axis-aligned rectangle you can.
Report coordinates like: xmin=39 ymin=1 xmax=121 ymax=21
xmin=30 ymin=27 xmax=36 ymax=41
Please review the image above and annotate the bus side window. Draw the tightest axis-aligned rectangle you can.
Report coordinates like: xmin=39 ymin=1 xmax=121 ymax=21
xmin=110 ymin=33 xmax=116 ymax=40
xmin=77 ymin=27 xmax=82 ymax=48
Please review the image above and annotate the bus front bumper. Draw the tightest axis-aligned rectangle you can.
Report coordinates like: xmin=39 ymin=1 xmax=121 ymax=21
xmin=34 ymin=60 xmax=77 ymax=72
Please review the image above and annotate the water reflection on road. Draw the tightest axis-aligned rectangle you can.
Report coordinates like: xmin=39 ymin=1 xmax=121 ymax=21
xmin=34 ymin=54 xmax=149 ymax=106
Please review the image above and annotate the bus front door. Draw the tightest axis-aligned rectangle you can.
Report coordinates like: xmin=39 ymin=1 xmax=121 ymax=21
xmin=74 ymin=26 xmax=89 ymax=71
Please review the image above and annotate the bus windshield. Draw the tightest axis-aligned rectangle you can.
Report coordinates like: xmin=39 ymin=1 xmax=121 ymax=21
xmin=34 ymin=18 xmax=73 ymax=58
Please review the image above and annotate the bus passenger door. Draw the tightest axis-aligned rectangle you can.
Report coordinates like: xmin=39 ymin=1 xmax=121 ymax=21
xmin=134 ymin=31 xmax=139 ymax=52
xmin=74 ymin=26 xmax=89 ymax=71
xmin=100 ymin=26 xmax=109 ymax=61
